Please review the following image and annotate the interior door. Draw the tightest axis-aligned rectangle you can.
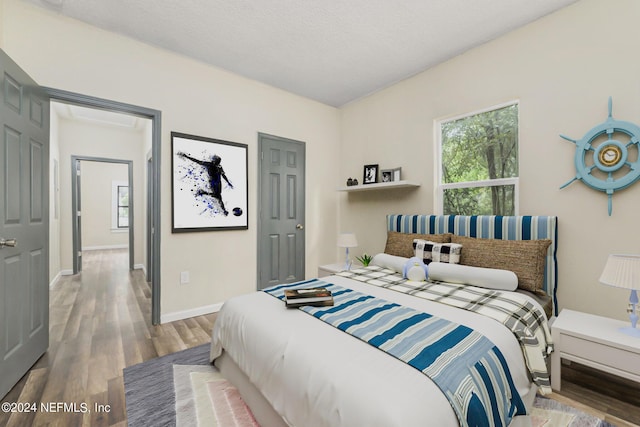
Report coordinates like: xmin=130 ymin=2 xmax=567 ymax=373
xmin=72 ymin=157 xmax=82 ymax=273
xmin=258 ymin=133 xmax=305 ymax=290
xmin=0 ymin=49 xmax=50 ymax=398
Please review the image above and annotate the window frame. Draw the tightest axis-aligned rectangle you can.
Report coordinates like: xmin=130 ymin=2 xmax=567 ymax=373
xmin=434 ymin=100 xmax=520 ymax=216
xmin=111 ymin=180 xmax=129 ymax=231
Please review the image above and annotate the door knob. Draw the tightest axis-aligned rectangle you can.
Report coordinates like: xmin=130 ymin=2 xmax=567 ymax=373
xmin=0 ymin=238 xmax=17 ymax=248
xmin=296 ymin=224 xmax=304 ymax=230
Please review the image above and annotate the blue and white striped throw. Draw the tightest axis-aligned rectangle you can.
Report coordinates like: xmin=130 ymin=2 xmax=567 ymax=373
xmin=264 ymin=279 xmax=526 ymax=427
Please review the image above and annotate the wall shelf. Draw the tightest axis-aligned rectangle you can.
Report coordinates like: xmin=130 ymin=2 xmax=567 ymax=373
xmin=337 ymin=180 xmax=421 ymax=192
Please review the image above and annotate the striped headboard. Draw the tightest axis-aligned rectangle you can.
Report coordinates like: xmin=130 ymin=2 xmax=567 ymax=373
xmin=386 ymin=214 xmax=559 ymax=315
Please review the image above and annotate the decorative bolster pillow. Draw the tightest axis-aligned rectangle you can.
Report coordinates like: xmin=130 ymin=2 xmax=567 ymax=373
xmin=413 ymin=239 xmax=462 ymax=265
xmin=371 ymin=253 xmax=409 ymax=274
xmin=427 ymin=262 xmax=518 ymax=291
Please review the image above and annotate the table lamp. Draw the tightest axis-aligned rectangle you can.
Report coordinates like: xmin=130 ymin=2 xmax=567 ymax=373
xmin=337 ymin=233 xmax=358 ymax=271
xmin=599 ymin=254 xmax=640 ymax=337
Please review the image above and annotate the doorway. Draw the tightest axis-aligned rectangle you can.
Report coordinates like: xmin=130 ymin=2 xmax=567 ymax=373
xmin=45 ymin=88 xmax=162 ymax=325
xmin=71 ymin=157 xmax=133 ymax=273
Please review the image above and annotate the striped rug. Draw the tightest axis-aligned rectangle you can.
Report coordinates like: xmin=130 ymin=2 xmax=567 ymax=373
xmin=124 ymin=344 xmax=615 ymax=427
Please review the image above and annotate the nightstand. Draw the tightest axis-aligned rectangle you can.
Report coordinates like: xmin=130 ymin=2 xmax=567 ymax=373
xmin=317 ymin=263 xmax=346 ymax=277
xmin=551 ymin=309 xmax=640 ymax=391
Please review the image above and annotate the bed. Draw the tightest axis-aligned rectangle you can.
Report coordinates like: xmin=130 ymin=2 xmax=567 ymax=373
xmin=210 ymin=214 xmax=558 ymax=427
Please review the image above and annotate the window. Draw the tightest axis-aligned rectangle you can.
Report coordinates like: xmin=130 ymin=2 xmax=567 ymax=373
xmin=111 ymin=181 xmax=129 ymax=229
xmin=117 ymin=185 xmax=129 ymax=228
xmin=436 ymin=102 xmax=519 ymax=215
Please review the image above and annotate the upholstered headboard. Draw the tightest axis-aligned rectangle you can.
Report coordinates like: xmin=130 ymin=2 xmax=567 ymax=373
xmin=386 ymin=214 xmax=559 ymax=315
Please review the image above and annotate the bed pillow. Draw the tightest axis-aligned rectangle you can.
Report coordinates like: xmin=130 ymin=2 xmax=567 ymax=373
xmin=413 ymin=239 xmax=462 ymax=265
xmin=384 ymin=231 xmax=451 ymax=258
xmin=428 ymin=262 xmax=518 ymax=291
xmin=450 ymin=235 xmax=551 ymax=293
xmin=371 ymin=253 xmax=409 ymax=274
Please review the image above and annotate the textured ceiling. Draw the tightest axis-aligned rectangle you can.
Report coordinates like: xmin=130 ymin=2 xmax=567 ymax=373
xmin=27 ymin=0 xmax=578 ymax=107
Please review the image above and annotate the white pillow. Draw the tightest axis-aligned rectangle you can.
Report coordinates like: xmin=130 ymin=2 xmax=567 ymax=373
xmin=428 ymin=262 xmax=518 ymax=291
xmin=371 ymin=253 xmax=408 ymax=274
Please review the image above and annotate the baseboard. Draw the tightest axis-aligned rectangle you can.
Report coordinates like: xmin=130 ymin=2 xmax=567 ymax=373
xmin=50 ymin=269 xmax=74 ymax=289
xmin=49 ymin=271 xmax=62 ymax=289
xmin=161 ymin=302 xmax=223 ymax=324
xmin=83 ymin=244 xmax=128 ymax=251
xmin=134 ymin=263 xmax=146 ymax=276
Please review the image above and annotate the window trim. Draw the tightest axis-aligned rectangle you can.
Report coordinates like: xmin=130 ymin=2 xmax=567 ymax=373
xmin=434 ymin=100 xmax=520 ymax=215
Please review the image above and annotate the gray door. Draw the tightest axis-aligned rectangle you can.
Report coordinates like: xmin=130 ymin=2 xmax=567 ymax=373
xmin=0 ymin=49 xmax=50 ymax=398
xmin=258 ymin=133 xmax=305 ymax=290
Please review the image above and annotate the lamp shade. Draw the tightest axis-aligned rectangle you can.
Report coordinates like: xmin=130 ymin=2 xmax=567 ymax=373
xmin=337 ymin=233 xmax=358 ymax=248
xmin=599 ymin=254 xmax=640 ymax=290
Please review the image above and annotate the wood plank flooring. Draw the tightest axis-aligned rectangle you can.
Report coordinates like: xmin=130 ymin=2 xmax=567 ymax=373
xmin=0 ymin=249 xmax=215 ymax=427
xmin=1 ymin=248 xmax=639 ymax=426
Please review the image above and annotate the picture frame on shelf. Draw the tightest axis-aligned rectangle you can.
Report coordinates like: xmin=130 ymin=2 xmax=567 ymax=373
xmin=171 ymin=132 xmax=248 ymax=232
xmin=363 ymin=164 xmax=379 ymax=184
xmin=392 ymin=167 xmax=402 ymax=181
xmin=381 ymin=169 xmax=393 ymax=182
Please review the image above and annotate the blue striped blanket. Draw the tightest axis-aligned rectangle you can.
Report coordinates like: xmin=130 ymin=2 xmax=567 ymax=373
xmin=264 ymin=279 xmax=526 ymax=427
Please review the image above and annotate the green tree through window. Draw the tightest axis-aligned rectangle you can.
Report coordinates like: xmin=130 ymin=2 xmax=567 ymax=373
xmin=439 ymin=103 xmax=519 ymax=215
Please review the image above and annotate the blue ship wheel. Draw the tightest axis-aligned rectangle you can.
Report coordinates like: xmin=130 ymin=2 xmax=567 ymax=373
xmin=560 ymin=97 xmax=640 ymax=215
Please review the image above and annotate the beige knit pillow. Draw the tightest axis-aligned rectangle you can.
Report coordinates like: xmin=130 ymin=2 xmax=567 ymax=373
xmin=384 ymin=231 xmax=451 ymax=258
xmin=450 ymin=235 xmax=551 ymax=293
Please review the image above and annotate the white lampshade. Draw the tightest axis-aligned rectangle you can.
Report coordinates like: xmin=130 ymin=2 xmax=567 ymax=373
xmin=337 ymin=233 xmax=358 ymax=248
xmin=599 ymin=254 xmax=640 ymax=290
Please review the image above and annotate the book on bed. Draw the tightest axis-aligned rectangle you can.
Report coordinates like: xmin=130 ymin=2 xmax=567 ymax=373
xmin=284 ymin=287 xmax=334 ymax=307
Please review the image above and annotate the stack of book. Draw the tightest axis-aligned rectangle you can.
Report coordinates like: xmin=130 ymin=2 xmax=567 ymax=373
xmin=284 ymin=287 xmax=334 ymax=308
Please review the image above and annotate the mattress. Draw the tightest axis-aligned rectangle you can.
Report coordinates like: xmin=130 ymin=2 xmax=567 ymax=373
xmin=210 ymin=275 xmax=542 ymax=427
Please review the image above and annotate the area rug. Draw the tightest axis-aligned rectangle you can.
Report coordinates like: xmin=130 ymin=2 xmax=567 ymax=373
xmin=124 ymin=343 xmax=615 ymax=427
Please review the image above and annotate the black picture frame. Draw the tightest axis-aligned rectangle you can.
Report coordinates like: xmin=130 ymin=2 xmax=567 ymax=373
xmin=171 ymin=132 xmax=248 ymax=232
xmin=363 ymin=164 xmax=379 ymax=184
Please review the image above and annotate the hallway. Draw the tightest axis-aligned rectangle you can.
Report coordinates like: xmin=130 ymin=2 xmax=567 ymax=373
xmin=0 ymin=249 xmax=215 ymax=427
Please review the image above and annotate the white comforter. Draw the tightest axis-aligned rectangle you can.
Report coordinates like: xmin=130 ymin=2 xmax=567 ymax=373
xmin=210 ymin=275 xmax=534 ymax=427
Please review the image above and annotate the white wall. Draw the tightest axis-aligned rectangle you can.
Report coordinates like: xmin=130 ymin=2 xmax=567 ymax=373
xmin=80 ymin=162 xmax=129 ymax=250
xmin=339 ymin=0 xmax=640 ymax=320
xmin=2 ymin=0 xmax=340 ymax=320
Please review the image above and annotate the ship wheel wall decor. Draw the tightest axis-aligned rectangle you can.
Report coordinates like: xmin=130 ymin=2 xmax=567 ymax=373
xmin=560 ymin=97 xmax=640 ymax=215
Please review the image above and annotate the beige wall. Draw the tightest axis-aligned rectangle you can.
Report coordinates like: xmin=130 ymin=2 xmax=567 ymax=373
xmin=339 ymin=0 xmax=640 ymax=320
xmin=7 ymin=0 xmax=636 ymax=322
xmin=2 ymin=0 xmax=340 ymax=320
xmin=80 ymin=162 xmax=129 ymax=250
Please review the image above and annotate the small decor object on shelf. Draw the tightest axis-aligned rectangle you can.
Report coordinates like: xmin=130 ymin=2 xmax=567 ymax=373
xmin=363 ymin=164 xmax=379 ymax=184
xmin=346 ymin=177 xmax=354 ymax=186
xmin=560 ymin=97 xmax=640 ymax=216
xmin=392 ymin=167 xmax=402 ymax=181
xmin=599 ymin=254 xmax=640 ymax=337
xmin=284 ymin=287 xmax=334 ymax=308
xmin=381 ymin=169 xmax=393 ymax=182
xmin=356 ymin=253 xmax=373 ymax=267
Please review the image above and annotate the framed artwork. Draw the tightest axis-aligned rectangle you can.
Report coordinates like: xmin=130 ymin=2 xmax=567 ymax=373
xmin=363 ymin=164 xmax=379 ymax=184
xmin=381 ymin=169 xmax=393 ymax=182
xmin=392 ymin=167 xmax=402 ymax=181
xmin=171 ymin=132 xmax=248 ymax=232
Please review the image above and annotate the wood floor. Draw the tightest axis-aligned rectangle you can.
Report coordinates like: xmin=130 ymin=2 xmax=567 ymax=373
xmin=0 ymin=249 xmax=215 ymax=427
xmin=1 ymin=248 xmax=639 ymax=426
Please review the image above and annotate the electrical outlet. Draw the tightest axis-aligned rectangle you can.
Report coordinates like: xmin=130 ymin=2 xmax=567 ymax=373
xmin=180 ymin=271 xmax=190 ymax=284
